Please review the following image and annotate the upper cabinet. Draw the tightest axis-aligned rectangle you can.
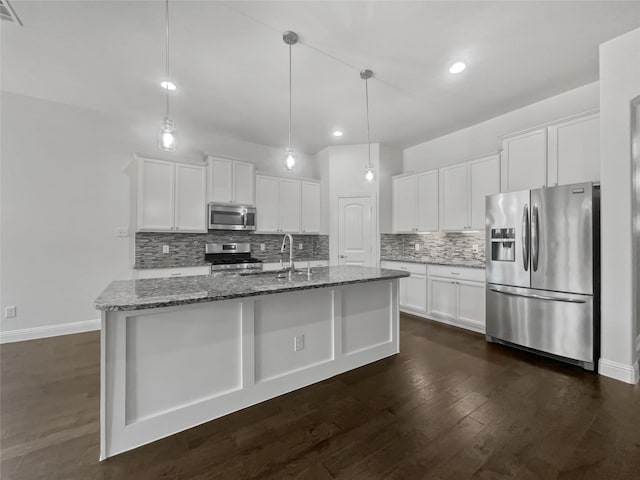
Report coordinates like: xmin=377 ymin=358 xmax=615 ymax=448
xmin=500 ymin=128 xmax=547 ymax=192
xmin=469 ymin=155 xmax=500 ymax=230
xmin=500 ymin=110 xmax=600 ymax=192
xmin=392 ymin=170 xmax=438 ymax=233
xmin=301 ymin=181 xmax=321 ymax=234
xmin=547 ymin=112 xmax=600 ymax=187
xmin=207 ymin=156 xmax=255 ymax=205
xmin=439 ymin=154 xmax=500 ymax=231
xmin=256 ymin=174 xmax=320 ymax=234
xmin=137 ymin=156 xmax=207 ymax=233
xmin=439 ymin=163 xmax=469 ymax=231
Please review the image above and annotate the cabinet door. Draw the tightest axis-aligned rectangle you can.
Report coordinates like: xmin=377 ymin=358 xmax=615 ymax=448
xmin=469 ymin=155 xmax=500 ymax=230
xmin=405 ymin=274 xmax=427 ymax=313
xmin=208 ymin=157 xmax=233 ymax=203
xmin=416 ymin=171 xmax=439 ymax=232
xmin=174 ymin=163 xmax=207 ymax=232
xmin=301 ymin=181 xmax=321 ymax=233
xmin=255 ymin=175 xmax=280 ymax=233
xmin=501 ymin=129 xmax=547 ymax=192
xmin=278 ymin=178 xmax=301 ymax=233
xmin=428 ymin=276 xmax=457 ymax=320
xmin=457 ymin=280 xmax=485 ymax=329
xmin=394 ymin=176 xmax=417 ymax=232
xmin=547 ymin=113 xmax=600 ymax=186
xmin=138 ymin=157 xmax=174 ymax=231
xmin=233 ymin=161 xmax=255 ymax=205
xmin=439 ymin=163 xmax=469 ymax=231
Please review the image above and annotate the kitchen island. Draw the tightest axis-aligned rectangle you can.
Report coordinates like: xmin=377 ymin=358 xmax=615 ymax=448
xmin=95 ymin=266 xmax=408 ymax=459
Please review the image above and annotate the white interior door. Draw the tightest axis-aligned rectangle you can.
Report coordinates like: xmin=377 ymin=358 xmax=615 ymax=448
xmin=338 ymin=196 xmax=373 ymax=266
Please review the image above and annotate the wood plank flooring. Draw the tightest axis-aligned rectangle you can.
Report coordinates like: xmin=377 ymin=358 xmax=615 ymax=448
xmin=2 ymin=314 xmax=640 ymax=479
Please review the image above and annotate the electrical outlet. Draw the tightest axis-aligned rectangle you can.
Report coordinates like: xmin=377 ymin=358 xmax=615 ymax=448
xmin=4 ymin=306 xmax=16 ymax=318
xmin=162 ymin=245 xmax=170 ymax=254
xmin=294 ymin=334 xmax=305 ymax=352
xmin=260 ymin=243 xmax=266 ymax=252
xmin=298 ymin=243 xmax=303 ymax=250
xmin=472 ymin=244 xmax=479 ymax=253
xmin=116 ymin=227 xmax=129 ymax=237
xmin=415 ymin=243 xmax=420 ymax=252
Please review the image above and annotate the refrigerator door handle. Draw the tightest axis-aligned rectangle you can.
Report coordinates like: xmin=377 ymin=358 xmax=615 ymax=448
xmin=488 ymin=286 xmax=586 ymax=304
xmin=531 ymin=204 xmax=539 ymax=272
xmin=522 ymin=204 xmax=530 ymax=271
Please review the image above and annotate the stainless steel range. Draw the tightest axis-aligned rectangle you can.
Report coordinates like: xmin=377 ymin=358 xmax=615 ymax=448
xmin=205 ymin=243 xmax=263 ymax=273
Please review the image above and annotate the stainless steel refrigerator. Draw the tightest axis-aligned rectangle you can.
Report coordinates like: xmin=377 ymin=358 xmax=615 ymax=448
xmin=485 ymin=182 xmax=600 ymax=370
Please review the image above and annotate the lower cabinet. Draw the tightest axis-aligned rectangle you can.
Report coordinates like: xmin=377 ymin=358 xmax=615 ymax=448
xmin=380 ymin=261 xmax=427 ymax=314
xmin=427 ymin=266 xmax=485 ymax=333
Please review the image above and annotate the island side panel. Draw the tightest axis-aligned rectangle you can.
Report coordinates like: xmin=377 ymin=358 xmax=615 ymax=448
xmin=101 ymin=279 xmax=399 ymax=459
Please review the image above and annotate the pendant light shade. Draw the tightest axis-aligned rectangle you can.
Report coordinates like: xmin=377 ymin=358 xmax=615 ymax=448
xmin=361 ymin=69 xmax=374 ymax=183
xmin=283 ymin=31 xmax=298 ymax=171
xmin=159 ymin=0 xmax=176 ymax=152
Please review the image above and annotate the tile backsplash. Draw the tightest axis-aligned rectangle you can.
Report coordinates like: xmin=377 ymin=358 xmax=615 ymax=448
xmin=381 ymin=232 xmax=485 ymax=264
xmin=135 ymin=232 xmax=329 ymax=269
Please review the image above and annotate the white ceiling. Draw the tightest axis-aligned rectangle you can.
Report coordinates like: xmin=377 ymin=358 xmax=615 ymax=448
xmin=2 ymin=1 xmax=639 ymax=154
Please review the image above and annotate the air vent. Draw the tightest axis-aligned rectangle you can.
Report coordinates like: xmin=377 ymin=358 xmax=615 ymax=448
xmin=0 ymin=0 xmax=23 ymax=25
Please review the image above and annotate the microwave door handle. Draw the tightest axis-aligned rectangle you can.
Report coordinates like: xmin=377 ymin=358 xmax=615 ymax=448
xmin=242 ymin=209 xmax=247 ymax=228
xmin=522 ymin=204 xmax=530 ymax=271
xmin=531 ymin=205 xmax=539 ymax=272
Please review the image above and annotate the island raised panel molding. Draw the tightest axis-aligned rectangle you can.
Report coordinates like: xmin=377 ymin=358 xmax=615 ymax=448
xmin=100 ymin=280 xmax=399 ymax=459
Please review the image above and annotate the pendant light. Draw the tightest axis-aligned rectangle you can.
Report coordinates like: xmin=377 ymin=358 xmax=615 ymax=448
xmin=159 ymin=0 xmax=176 ymax=151
xmin=283 ymin=31 xmax=298 ymax=171
xmin=361 ymin=69 xmax=374 ymax=183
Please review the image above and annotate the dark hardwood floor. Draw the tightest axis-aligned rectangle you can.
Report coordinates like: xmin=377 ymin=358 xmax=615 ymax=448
xmin=2 ymin=314 xmax=640 ymax=479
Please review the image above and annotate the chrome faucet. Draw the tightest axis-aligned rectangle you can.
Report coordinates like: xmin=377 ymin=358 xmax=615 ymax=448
xmin=280 ymin=234 xmax=295 ymax=274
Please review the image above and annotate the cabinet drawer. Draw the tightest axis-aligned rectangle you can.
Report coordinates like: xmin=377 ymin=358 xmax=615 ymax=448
xmin=381 ymin=261 xmax=427 ymax=276
xmin=135 ymin=266 xmax=211 ymax=279
xmin=427 ymin=265 xmax=485 ymax=282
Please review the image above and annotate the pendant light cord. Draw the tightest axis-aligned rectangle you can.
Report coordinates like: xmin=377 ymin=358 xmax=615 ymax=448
xmin=165 ymin=0 xmax=170 ymax=119
xmin=365 ymin=76 xmax=371 ymax=166
xmin=288 ymin=43 xmax=292 ymax=149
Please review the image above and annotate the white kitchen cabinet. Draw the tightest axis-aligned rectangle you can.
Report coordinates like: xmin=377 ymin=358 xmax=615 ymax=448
xmin=427 ymin=265 xmax=486 ymax=333
xmin=439 ymin=163 xmax=469 ymax=231
xmin=256 ymin=174 xmax=309 ymax=234
xmin=380 ymin=261 xmax=427 ymax=314
xmin=174 ymin=163 xmax=207 ymax=231
xmin=392 ymin=170 xmax=438 ymax=233
xmin=301 ymin=181 xmax=321 ymax=233
xmin=547 ymin=111 xmax=600 ymax=186
xmin=207 ymin=156 xmax=255 ymax=205
xmin=500 ymin=128 xmax=547 ymax=192
xmin=137 ymin=156 xmax=207 ymax=233
xmin=278 ymin=178 xmax=301 ymax=233
xmin=469 ymin=154 xmax=500 ymax=230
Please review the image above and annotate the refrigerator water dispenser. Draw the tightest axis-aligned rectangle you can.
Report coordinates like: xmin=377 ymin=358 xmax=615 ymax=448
xmin=490 ymin=228 xmax=516 ymax=262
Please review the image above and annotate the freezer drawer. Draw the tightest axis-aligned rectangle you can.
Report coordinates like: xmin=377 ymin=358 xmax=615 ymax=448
xmin=486 ymin=284 xmax=594 ymax=364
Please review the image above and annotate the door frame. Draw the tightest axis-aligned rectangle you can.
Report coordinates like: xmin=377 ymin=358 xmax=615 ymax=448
xmin=332 ymin=192 xmax=379 ymax=267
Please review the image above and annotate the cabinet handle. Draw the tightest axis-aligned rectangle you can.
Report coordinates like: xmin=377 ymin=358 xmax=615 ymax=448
xmin=170 ymin=273 xmax=182 ymax=277
xmin=450 ymin=272 xmax=460 ymax=275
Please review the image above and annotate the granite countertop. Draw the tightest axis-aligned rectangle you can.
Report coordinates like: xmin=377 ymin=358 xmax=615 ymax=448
xmin=380 ymin=257 xmax=486 ymax=269
xmin=95 ymin=266 xmax=410 ymax=312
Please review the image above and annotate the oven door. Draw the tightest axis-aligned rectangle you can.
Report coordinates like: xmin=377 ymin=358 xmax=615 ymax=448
xmin=208 ymin=204 xmax=256 ymax=231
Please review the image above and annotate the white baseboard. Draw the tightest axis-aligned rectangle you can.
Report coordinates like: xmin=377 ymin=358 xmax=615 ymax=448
xmin=0 ymin=319 xmax=101 ymax=344
xmin=598 ymin=358 xmax=640 ymax=384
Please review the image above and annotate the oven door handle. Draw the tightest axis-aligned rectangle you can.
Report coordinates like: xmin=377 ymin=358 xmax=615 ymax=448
xmin=488 ymin=287 xmax=586 ymax=304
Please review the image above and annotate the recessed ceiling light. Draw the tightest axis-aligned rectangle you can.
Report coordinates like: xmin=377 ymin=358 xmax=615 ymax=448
xmin=333 ymin=130 xmax=344 ymax=137
xmin=161 ymin=81 xmax=176 ymax=91
xmin=448 ymin=62 xmax=466 ymax=74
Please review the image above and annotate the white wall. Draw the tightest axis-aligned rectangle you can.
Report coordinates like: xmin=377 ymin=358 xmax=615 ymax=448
xmin=598 ymin=28 xmax=640 ymax=383
xmin=403 ymin=82 xmax=599 ymax=172
xmin=0 ymin=92 xmax=317 ymax=340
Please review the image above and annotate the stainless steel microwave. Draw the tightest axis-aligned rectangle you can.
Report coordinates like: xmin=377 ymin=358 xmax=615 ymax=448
xmin=208 ymin=203 xmax=256 ymax=231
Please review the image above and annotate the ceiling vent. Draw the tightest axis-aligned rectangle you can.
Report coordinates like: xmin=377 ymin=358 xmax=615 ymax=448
xmin=0 ymin=0 xmax=22 ymax=25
